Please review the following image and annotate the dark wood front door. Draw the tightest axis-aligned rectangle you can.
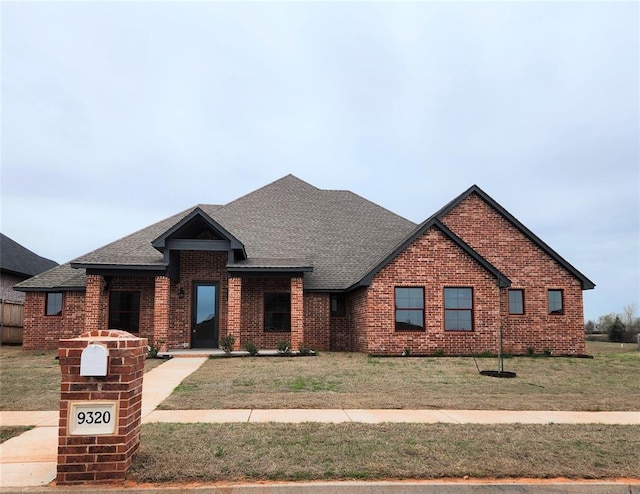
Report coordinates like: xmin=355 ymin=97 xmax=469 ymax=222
xmin=192 ymin=282 xmax=218 ymax=348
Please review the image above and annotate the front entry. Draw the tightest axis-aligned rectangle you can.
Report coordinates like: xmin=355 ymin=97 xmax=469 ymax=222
xmin=192 ymin=282 xmax=219 ymax=348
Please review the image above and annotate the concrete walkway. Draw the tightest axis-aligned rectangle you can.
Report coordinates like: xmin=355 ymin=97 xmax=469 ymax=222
xmin=1 ymin=356 xmax=638 ymax=491
xmin=0 ymin=357 xmax=206 ymax=489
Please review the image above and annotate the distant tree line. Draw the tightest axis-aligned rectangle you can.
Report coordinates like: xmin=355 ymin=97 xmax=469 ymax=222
xmin=585 ymin=303 xmax=640 ymax=343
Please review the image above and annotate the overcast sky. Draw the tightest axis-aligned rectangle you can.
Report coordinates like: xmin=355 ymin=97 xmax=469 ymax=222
xmin=1 ymin=1 xmax=638 ymax=321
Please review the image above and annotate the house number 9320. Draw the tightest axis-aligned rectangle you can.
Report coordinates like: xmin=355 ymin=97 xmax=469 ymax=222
xmin=69 ymin=402 xmax=117 ymax=435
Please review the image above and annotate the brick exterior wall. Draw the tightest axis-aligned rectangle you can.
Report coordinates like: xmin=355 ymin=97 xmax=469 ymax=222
xmin=227 ymin=276 xmax=242 ymax=350
xmin=348 ymin=287 xmax=369 ymax=353
xmin=168 ymin=251 xmax=229 ymax=349
xmin=290 ymin=277 xmax=304 ymax=351
xmin=240 ymin=277 xmax=292 ymax=349
xmin=57 ymin=330 xmax=146 ymax=484
xmin=361 ymin=227 xmax=501 ymax=356
xmin=303 ymin=292 xmax=330 ymax=350
xmin=153 ymin=276 xmax=170 ymax=351
xmin=23 ymin=291 xmax=85 ymax=350
xmin=440 ymin=193 xmax=586 ymax=355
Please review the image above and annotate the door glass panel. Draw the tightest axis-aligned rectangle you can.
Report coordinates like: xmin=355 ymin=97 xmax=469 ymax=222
xmin=194 ymin=284 xmax=217 ymax=347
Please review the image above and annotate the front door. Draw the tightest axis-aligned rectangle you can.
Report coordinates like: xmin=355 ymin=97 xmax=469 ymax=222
xmin=192 ymin=282 xmax=218 ymax=348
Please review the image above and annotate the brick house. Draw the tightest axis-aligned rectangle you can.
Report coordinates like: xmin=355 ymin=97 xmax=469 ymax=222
xmin=15 ymin=175 xmax=594 ymax=355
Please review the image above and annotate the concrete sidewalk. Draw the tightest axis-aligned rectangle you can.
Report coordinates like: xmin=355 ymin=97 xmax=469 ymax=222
xmin=0 ymin=357 xmax=207 ymax=489
xmin=1 ymin=356 xmax=638 ymax=491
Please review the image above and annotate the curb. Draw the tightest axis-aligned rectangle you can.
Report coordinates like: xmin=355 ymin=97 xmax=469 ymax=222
xmin=2 ymin=481 xmax=639 ymax=494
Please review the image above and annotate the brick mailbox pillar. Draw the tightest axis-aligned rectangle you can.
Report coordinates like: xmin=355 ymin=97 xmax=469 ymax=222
xmin=57 ymin=329 xmax=147 ymax=485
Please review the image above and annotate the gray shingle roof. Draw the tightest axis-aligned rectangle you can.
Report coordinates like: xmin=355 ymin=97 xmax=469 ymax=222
xmin=15 ymin=176 xmax=416 ymax=291
xmin=0 ymin=233 xmax=58 ymax=278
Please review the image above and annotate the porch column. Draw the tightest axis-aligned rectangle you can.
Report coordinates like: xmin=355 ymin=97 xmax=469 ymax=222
xmin=290 ymin=276 xmax=304 ymax=351
xmin=154 ymin=276 xmax=170 ymax=351
xmin=84 ymin=274 xmax=104 ymax=333
xmin=227 ymin=276 xmax=242 ymax=350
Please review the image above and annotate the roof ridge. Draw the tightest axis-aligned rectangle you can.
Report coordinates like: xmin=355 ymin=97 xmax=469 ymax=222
xmin=219 ymin=174 xmax=318 ymax=210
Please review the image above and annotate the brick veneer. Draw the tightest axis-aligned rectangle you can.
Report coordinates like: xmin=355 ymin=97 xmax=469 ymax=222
xmin=23 ymin=291 xmax=85 ymax=350
xmin=304 ymin=292 xmax=331 ymax=350
xmin=227 ymin=276 xmax=242 ymax=350
xmin=359 ymin=227 xmax=501 ymax=356
xmin=290 ymin=277 xmax=304 ymax=350
xmin=441 ymin=193 xmax=586 ymax=355
xmin=153 ymin=276 xmax=170 ymax=352
xmin=57 ymin=330 xmax=146 ymax=485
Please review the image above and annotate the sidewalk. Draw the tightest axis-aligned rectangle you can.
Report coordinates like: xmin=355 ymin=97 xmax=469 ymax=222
xmin=1 ymin=356 xmax=638 ymax=491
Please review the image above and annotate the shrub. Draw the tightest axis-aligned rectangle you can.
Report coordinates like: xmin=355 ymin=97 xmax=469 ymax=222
xmin=434 ymin=348 xmax=445 ymax=357
xmin=276 ymin=340 xmax=291 ymax=355
xmin=543 ymin=347 xmax=552 ymax=357
xmin=298 ymin=343 xmax=315 ymax=356
xmin=147 ymin=340 xmax=164 ymax=359
xmin=526 ymin=346 xmax=535 ymax=357
xmin=244 ymin=341 xmax=259 ymax=356
xmin=402 ymin=347 xmax=411 ymax=357
xmin=219 ymin=335 xmax=235 ymax=356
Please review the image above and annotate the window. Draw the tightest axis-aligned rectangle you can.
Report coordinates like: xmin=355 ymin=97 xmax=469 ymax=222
xmin=330 ymin=294 xmax=346 ymax=317
xmin=508 ymin=289 xmax=524 ymax=315
xmin=444 ymin=287 xmax=473 ymax=331
xmin=548 ymin=289 xmax=563 ymax=315
xmin=264 ymin=293 xmax=291 ymax=331
xmin=395 ymin=287 xmax=424 ymax=331
xmin=46 ymin=292 xmax=63 ymax=316
xmin=108 ymin=291 xmax=140 ymax=333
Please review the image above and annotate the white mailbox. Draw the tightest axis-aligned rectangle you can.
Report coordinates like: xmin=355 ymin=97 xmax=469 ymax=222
xmin=80 ymin=344 xmax=109 ymax=377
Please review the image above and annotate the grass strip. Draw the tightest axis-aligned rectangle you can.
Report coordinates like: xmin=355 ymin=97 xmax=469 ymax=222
xmin=0 ymin=347 xmax=167 ymax=411
xmin=129 ymin=423 xmax=640 ymax=482
xmin=158 ymin=344 xmax=640 ymax=411
xmin=0 ymin=426 xmax=32 ymax=443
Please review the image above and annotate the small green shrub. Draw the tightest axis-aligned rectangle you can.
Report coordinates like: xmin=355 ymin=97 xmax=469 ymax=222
xmin=402 ymin=347 xmax=411 ymax=357
xmin=147 ymin=340 xmax=164 ymax=359
xmin=434 ymin=348 xmax=445 ymax=357
xmin=526 ymin=346 xmax=536 ymax=357
xmin=543 ymin=347 xmax=552 ymax=357
xmin=243 ymin=341 xmax=259 ymax=356
xmin=298 ymin=343 xmax=314 ymax=356
xmin=219 ymin=335 xmax=236 ymax=356
xmin=276 ymin=340 xmax=291 ymax=355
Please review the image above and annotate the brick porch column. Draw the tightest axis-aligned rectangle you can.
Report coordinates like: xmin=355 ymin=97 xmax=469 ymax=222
xmin=227 ymin=277 xmax=242 ymax=350
xmin=84 ymin=275 xmax=104 ymax=333
xmin=290 ymin=276 xmax=304 ymax=351
xmin=153 ymin=276 xmax=170 ymax=351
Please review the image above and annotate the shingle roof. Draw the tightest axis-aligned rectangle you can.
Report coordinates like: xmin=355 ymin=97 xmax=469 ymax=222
xmin=15 ymin=176 xmax=417 ymax=291
xmin=0 ymin=233 xmax=58 ymax=278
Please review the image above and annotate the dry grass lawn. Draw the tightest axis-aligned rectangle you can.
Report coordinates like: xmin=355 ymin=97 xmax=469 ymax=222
xmin=158 ymin=342 xmax=639 ymax=411
xmin=129 ymin=423 xmax=640 ymax=482
xmin=0 ymin=346 xmax=167 ymax=411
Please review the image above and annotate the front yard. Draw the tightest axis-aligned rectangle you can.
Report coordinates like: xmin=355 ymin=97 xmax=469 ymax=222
xmin=158 ymin=342 xmax=640 ymax=411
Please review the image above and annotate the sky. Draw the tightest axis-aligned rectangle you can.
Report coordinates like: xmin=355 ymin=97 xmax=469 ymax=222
xmin=1 ymin=1 xmax=638 ymax=322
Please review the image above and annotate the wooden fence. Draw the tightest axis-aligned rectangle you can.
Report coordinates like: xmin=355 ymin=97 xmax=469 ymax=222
xmin=1 ymin=300 xmax=24 ymax=344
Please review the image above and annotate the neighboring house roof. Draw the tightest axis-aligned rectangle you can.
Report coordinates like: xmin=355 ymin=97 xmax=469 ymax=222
xmin=0 ymin=233 xmax=58 ymax=278
xmin=13 ymin=176 xmax=594 ymax=293
xmin=433 ymin=185 xmax=596 ymax=290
